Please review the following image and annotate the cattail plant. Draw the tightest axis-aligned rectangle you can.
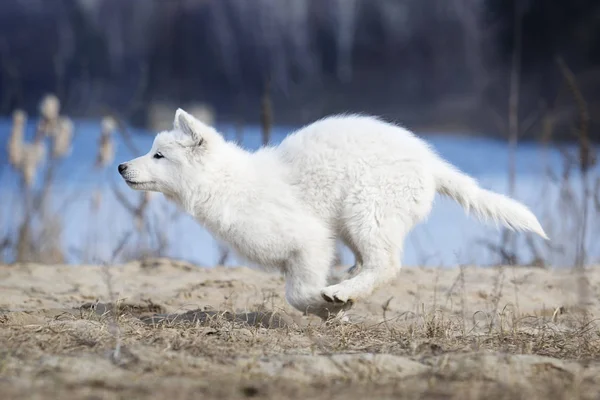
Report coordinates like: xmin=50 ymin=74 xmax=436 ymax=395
xmin=13 ymin=93 xmax=72 ymax=263
xmin=50 ymin=117 xmax=74 ymax=159
xmin=34 ymin=95 xmax=74 ymax=207
xmin=39 ymin=94 xmax=60 ymax=121
xmin=20 ymin=141 xmax=46 ymax=188
xmin=91 ymin=116 xmax=117 ymax=217
xmin=97 ymin=116 xmax=116 ymax=168
xmin=8 ymin=110 xmax=26 ymax=168
xmin=16 ymin=93 xmax=64 ymax=190
xmin=36 ymin=94 xmax=60 ymax=141
xmin=36 ymin=94 xmax=73 ymax=159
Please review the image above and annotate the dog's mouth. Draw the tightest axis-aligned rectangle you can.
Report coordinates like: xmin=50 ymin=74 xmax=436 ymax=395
xmin=125 ymin=180 xmax=154 ymax=188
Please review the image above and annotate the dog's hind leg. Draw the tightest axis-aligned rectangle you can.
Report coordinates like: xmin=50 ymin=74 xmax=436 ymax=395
xmin=342 ymin=231 xmax=364 ymax=276
xmin=321 ymin=246 xmax=402 ymax=305
xmin=326 ymin=232 xmax=364 ymax=286
xmin=321 ymin=204 xmax=406 ymax=305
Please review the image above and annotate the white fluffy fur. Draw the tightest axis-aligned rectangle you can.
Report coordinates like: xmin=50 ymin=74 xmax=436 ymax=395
xmin=119 ymin=109 xmax=548 ymax=320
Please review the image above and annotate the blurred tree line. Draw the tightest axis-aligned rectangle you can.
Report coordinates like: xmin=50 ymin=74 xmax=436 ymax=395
xmin=0 ymin=0 xmax=598 ymax=141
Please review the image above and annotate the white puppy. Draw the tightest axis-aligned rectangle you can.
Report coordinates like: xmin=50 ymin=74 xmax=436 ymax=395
xmin=119 ymin=109 xmax=548 ymax=319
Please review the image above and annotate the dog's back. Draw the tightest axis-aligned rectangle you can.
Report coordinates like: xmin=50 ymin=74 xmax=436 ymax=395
xmin=276 ymin=114 xmax=437 ymax=227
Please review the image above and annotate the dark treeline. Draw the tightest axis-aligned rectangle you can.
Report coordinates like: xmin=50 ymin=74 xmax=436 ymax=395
xmin=0 ymin=0 xmax=599 ymax=140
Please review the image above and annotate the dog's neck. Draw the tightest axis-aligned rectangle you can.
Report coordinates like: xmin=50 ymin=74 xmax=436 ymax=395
xmin=169 ymin=143 xmax=257 ymax=227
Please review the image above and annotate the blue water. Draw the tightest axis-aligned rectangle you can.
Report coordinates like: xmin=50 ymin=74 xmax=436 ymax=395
xmin=0 ymin=118 xmax=597 ymax=267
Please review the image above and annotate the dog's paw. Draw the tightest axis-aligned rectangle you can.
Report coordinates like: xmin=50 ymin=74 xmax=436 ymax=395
xmin=321 ymin=287 xmax=353 ymax=305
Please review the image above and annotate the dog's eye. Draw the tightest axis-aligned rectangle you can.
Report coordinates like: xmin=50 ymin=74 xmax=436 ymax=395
xmin=153 ymin=152 xmax=164 ymax=160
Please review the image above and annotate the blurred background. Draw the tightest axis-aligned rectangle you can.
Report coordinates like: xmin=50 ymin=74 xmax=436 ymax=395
xmin=0 ymin=0 xmax=599 ymax=268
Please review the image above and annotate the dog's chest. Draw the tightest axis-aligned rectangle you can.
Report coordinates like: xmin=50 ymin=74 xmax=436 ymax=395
xmin=195 ymin=202 xmax=237 ymax=236
xmin=196 ymin=201 xmax=290 ymax=269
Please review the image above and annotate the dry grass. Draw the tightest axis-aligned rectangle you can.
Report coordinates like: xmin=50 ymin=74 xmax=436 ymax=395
xmin=1 ymin=302 xmax=598 ymax=399
xmin=1 ymin=261 xmax=600 ymax=400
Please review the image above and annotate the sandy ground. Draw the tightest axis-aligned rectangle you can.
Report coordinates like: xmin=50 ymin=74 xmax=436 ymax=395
xmin=1 ymin=259 xmax=600 ymax=399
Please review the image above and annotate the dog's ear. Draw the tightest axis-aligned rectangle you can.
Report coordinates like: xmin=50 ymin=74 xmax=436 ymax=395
xmin=174 ymin=108 xmax=203 ymax=144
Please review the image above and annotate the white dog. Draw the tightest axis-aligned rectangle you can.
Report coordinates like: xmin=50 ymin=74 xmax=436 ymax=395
xmin=118 ymin=109 xmax=548 ymax=320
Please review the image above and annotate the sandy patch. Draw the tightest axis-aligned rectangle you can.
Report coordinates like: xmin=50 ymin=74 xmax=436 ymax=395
xmin=1 ymin=259 xmax=599 ymax=399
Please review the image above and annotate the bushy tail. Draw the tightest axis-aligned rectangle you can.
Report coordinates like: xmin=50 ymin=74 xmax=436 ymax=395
xmin=433 ymin=159 xmax=549 ymax=240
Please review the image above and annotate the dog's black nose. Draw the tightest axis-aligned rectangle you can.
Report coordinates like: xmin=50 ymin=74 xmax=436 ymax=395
xmin=118 ymin=163 xmax=127 ymax=174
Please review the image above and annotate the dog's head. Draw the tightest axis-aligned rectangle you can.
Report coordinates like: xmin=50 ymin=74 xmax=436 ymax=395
xmin=118 ymin=108 xmax=224 ymax=197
